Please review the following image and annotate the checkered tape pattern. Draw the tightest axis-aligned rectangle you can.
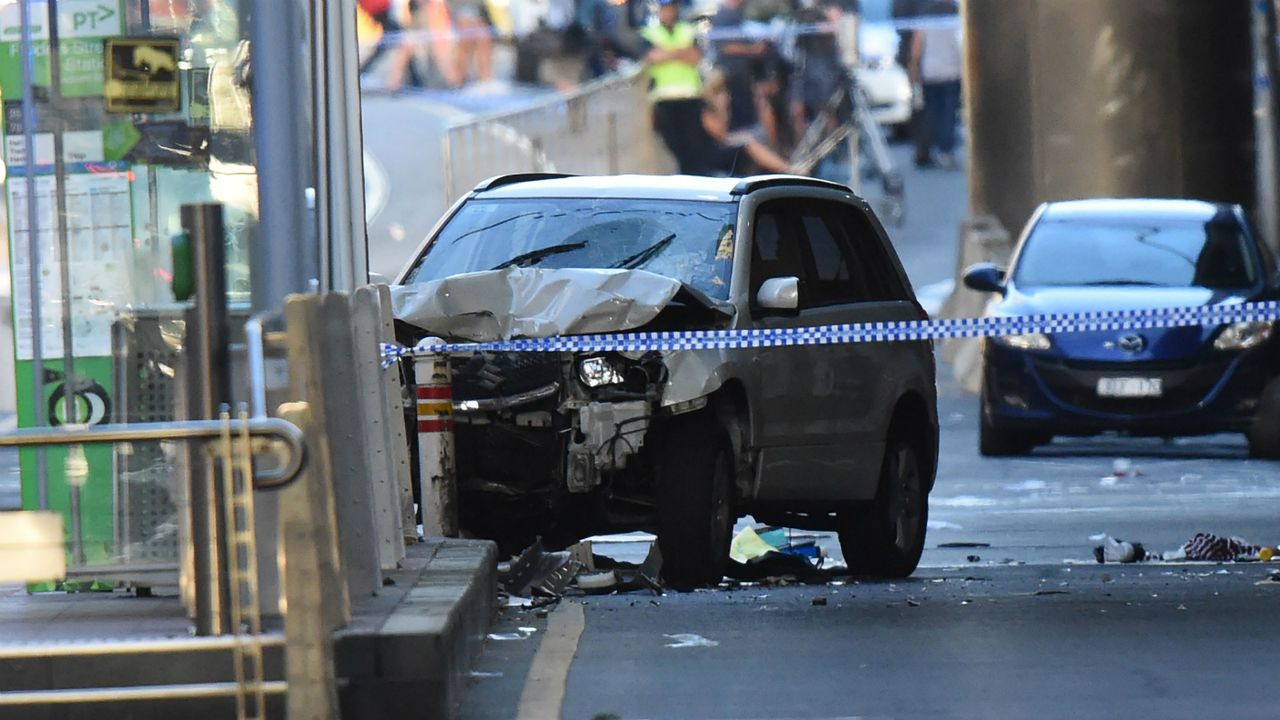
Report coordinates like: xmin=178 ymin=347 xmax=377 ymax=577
xmin=380 ymin=300 xmax=1280 ymax=366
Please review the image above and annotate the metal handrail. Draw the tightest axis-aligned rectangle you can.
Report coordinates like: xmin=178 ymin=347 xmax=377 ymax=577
xmin=0 ymin=418 xmax=305 ymax=489
xmin=0 ymin=682 xmax=289 ymax=706
xmin=0 ymin=633 xmax=286 ymax=660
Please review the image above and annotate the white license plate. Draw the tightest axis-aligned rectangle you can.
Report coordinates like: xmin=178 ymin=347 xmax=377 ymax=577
xmin=1097 ymin=377 xmax=1163 ymax=398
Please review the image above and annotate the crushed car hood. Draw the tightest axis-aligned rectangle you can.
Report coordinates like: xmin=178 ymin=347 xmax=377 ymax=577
xmin=392 ymin=267 xmax=731 ymax=341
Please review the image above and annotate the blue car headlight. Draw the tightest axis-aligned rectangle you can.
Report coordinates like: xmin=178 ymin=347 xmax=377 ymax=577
xmin=992 ymin=332 xmax=1052 ymax=351
xmin=1213 ymin=321 xmax=1273 ymax=351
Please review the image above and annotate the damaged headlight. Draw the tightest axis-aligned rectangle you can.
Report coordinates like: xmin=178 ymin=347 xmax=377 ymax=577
xmin=578 ymin=356 xmax=625 ymax=387
xmin=1213 ymin=320 xmax=1273 ymax=351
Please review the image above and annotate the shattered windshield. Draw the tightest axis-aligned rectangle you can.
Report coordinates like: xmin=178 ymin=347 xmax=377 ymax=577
xmin=404 ymin=198 xmax=739 ymax=300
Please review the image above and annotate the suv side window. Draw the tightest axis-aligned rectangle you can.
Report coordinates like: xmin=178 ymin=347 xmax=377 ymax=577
xmin=798 ymin=209 xmax=867 ymax=305
xmin=750 ymin=203 xmax=808 ymax=305
xmin=824 ymin=202 xmax=912 ymax=302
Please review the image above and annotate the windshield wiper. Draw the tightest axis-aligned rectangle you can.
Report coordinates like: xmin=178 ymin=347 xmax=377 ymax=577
xmin=611 ymin=233 xmax=676 ymax=270
xmin=491 ymin=241 xmax=587 ymax=270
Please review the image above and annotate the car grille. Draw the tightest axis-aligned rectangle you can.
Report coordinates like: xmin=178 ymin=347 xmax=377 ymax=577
xmin=1031 ymin=356 xmax=1227 ymax=415
xmin=450 ymin=351 xmax=563 ymax=401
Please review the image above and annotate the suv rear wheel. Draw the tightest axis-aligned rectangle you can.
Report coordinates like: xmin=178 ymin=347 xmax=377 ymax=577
xmin=656 ymin=411 xmax=735 ymax=589
xmin=839 ymin=436 xmax=928 ymax=578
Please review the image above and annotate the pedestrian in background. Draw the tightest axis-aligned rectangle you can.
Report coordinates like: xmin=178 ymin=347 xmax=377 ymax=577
xmin=710 ymin=0 xmax=768 ymax=133
xmin=359 ymin=0 xmax=427 ymax=91
xmin=908 ymin=0 xmax=961 ymax=168
xmin=701 ymin=70 xmax=792 ymax=176
xmin=446 ymin=0 xmax=494 ymax=86
xmin=641 ymin=0 xmax=705 ymax=174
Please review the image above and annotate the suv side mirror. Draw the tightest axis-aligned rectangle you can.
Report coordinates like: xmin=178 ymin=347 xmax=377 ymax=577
xmin=756 ymin=276 xmax=800 ymax=311
xmin=368 ymin=271 xmax=391 ymax=286
xmin=962 ymin=263 xmax=1007 ymax=294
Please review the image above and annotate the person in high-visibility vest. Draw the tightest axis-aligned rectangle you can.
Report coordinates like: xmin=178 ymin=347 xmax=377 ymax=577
xmin=640 ymin=0 xmax=705 ymax=174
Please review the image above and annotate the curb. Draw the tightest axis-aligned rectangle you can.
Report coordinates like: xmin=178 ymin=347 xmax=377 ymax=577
xmin=338 ymin=537 xmax=498 ymax=720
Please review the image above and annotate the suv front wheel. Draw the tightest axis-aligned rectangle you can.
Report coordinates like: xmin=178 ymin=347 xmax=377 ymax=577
xmin=838 ymin=436 xmax=928 ymax=577
xmin=656 ymin=410 xmax=735 ymax=589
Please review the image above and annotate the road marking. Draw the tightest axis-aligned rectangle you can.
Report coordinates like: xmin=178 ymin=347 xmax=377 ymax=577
xmin=516 ymin=600 xmax=584 ymax=720
xmin=362 ymin=150 xmax=389 ymax=224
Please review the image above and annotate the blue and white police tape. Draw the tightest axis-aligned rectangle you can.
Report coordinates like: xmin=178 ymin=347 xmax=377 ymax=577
xmin=379 ymin=300 xmax=1280 ymax=367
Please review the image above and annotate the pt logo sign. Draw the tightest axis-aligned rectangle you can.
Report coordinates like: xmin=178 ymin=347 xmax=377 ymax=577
xmin=57 ymin=0 xmax=124 ymax=39
xmin=71 ymin=3 xmax=115 ymax=33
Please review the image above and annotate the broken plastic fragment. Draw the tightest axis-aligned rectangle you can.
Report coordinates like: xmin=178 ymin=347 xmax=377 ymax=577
xmin=729 ymin=527 xmax=780 ymax=564
xmin=664 ymin=633 xmax=719 ymax=648
xmin=487 ymin=627 xmax=538 ymax=641
xmin=577 ymin=570 xmax=619 ymax=593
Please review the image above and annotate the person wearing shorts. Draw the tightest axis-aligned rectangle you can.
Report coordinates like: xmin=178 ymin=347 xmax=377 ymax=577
xmin=447 ymin=0 xmax=493 ymax=85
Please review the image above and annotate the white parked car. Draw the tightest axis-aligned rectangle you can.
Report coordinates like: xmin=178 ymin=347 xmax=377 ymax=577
xmin=856 ymin=22 xmax=913 ymax=132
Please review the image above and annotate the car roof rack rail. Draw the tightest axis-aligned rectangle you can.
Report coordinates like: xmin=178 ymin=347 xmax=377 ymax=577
xmin=730 ymin=175 xmax=852 ymax=196
xmin=473 ymin=173 xmax=577 ymax=192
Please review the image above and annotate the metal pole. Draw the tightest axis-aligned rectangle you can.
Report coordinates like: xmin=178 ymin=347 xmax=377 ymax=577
xmin=1255 ymin=0 xmax=1280 ymax=254
xmin=311 ymin=0 xmax=332 ymax=293
xmin=183 ymin=203 xmax=232 ymax=635
xmin=313 ymin=0 xmax=370 ymax=291
xmin=607 ymin=112 xmax=619 ymax=174
xmin=46 ymin=0 xmax=86 ymax=567
xmin=441 ymin=134 xmax=455 ymax=206
xmin=251 ymin=0 xmax=318 ymax=313
xmin=19 ymin=0 xmax=49 ymax=511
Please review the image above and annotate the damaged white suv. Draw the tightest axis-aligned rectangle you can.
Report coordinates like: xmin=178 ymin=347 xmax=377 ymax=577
xmin=393 ymin=174 xmax=939 ymax=586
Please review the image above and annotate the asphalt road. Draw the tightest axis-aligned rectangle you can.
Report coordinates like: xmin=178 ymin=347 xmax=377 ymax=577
xmin=448 ymin=143 xmax=1280 ymax=719
xmin=469 ymin=565 xmax=1280 ymax=720
xmin=361 ymin=86 xmax=558 ymax=279
xmin=361 ymin=93 xmax=467 ymax=279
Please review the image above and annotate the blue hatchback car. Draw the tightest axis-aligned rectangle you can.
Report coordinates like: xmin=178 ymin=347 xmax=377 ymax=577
xmin=964 ymin=199 xmax=1280 ymax=458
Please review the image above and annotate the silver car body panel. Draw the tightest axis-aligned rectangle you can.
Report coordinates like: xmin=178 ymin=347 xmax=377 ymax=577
xmin=391 ymin=267 xmax=687 ymax=342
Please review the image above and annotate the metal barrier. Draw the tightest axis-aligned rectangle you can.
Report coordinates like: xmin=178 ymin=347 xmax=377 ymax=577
xmin=0 ymin=287 xmax=411 ymax=717
xmin=0 ymin=411 xmax=304 ymax=717
xmin=441 ymin=66 xmax=671 ymax=203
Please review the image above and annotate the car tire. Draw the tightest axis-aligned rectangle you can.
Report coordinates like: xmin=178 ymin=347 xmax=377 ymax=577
xmin=1247 ymin=380 xmax=1280 ymax=459
xmin=979 ymin=399 xmax=1036 ymax=457
xmin=1248 ymin=430 xmax=1280 ymax=459
xmin=838 ymin=436 xmax=928 ymax=578
xmin=656 ymin=411 xmax=735 ymax=590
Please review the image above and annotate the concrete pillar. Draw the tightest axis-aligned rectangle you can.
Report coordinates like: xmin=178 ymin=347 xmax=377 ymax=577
xmin=964 ymin=0 xmax=1256 ymax=236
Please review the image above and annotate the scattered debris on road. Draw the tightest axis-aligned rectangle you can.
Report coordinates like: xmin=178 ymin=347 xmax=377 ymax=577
xmin=1091 ymin=532 xmax=1278 ymax=564
xmin=488 ymin=627 xmax=538 ymax=641
xmin=664 ymin=633 xmax=719 ymax=648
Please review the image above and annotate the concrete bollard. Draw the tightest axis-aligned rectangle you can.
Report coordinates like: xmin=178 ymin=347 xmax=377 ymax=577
xmin=940 ymin=216 xmax=1015 ymax=394
xmin=413 ymin=343 xmax=459 ymax=538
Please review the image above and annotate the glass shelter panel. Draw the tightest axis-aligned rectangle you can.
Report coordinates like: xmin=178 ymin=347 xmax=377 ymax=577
xmin=0 ymin=0 xmax=259 ymax=585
